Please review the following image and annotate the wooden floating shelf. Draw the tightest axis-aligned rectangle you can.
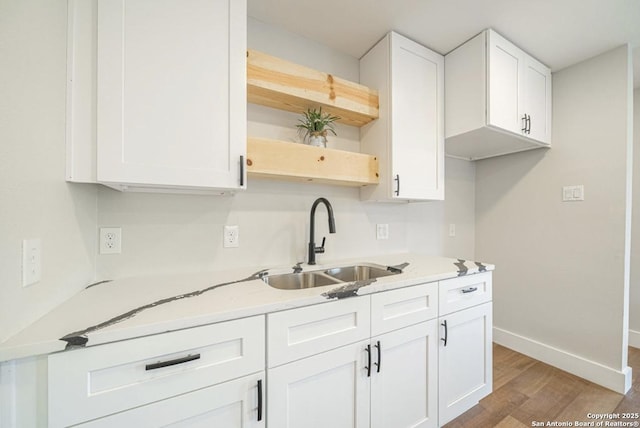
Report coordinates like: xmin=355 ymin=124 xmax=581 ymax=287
xmin=247 ymin=49 xmax=379 ymax=127
xmin=247 ymin=138 xmax=379 ymax=187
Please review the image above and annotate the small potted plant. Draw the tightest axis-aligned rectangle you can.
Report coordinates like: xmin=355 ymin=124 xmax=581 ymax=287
xmin=296 ymin=107 xmax=340 ymax=148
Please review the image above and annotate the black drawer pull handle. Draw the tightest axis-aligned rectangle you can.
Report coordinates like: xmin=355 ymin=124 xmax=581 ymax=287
xmin=461 ymin=286 xmax=478 ymax=294
xmin=441 ymin=320 xmax=448 ymax=347
xmin=240 ymin=155 xmax=245 ymax=186
xmin=145 ymin=354 xmax=200 ymax=371
xmin=394 ymin=174 xmax=400 ymax=196
xmin=374 ymin=341 xmax=381 ymax=373
xmin=365 ymin=344 xmax=372 ymax=377
xmin=257 ymin=379 xmax=263 ymax=421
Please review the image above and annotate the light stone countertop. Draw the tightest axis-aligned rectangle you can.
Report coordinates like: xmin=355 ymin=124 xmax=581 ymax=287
xmin=0 ymin=253 xmax=493 ymax=363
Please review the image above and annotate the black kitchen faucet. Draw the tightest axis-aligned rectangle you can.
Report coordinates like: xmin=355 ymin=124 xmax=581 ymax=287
xmin=307 ymin=197 xmax=336 ymax=265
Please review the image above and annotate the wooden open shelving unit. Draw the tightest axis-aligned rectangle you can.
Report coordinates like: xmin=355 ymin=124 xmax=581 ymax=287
xmin=247 ymin=49 xmax=379 ymax=127
xmin=247 ymin=138 xmax=379 ymax=187
xmin=246 ymin=50 xmax=380 ymax=187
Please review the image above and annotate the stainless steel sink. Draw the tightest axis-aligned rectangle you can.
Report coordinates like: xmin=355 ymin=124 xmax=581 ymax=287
xmin=324 ymin=265 xmax=397 ymax=282
xmin=262 ymin=263 xmax=401 ymax=290
xmin=262 ymin=272 xmax=340 ymax=290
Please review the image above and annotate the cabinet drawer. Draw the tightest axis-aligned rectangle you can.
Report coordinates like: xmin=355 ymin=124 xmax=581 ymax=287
xmin=49 ymin=316 xmax=264 ymax=427
xmin=76 ymin=372 xmax=265 ymax=428
xmin=371 ymin=282 xmax=438 ymax=336
xmin=439 ymin=272 xmax=492 ymax=315
xmin=267 ymin=296 xmax=370 ymax=368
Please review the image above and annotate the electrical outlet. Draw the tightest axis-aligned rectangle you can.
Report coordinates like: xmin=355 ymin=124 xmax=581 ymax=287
xmin=100 ymin=227 xmax=122 ymax=254
xmin=449 ymin=224 xmax=456 ymax=237
xmin=22 ymin=238 xmax=41 ymax=287
xmin=376 ymin=224 xmax=389 ymax=240
xmin=224 ymin=225 xmax=239 ymax=248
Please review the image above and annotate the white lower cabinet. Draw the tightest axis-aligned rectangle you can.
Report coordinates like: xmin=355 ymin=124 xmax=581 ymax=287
xmin=437 ymin=273 xmax=493 ymax=425
xmin=371 ymin=321 xmax=439 ymax=428
xmin=46 ymin=273 xmax=492 ymax=427
xmin=268 ymin=340 xmax=371 ymax=428
xmin=268 ymin=321 xmax=439 ymax=428
xmin=77 ymin=372 xmax=265 ymax=428
xmin=48 ymin=316 xmax=265 ymax=427
xmin=267 ymin=284 xmax=440 ymax=428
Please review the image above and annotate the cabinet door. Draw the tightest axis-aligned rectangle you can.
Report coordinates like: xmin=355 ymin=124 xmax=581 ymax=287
xmin=370 ymin=321 xmax=439 ymax=428
xmin=96 ymin=0 xmax=246 ymax=191
xmin=438 ymin=302 xmax=493 ymax=425
xmin=76 ymin=372 xmax=265 ymax=428
xmin=268 ymin=341 xmax=370 ymax=428
xmin=487 ymin=31 xmax=524 ymax=136
xmin=523 ymin=56 xmax=552 ymax=144
xmin=390 ymin=33 xmax=444 ymax=200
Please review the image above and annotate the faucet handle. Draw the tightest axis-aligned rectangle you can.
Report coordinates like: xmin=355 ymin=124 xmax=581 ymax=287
xmin=315 ymin=237 xmax=326 ymax=254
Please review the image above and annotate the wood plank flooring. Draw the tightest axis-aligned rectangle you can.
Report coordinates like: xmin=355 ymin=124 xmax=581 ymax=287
xmin=445 ymin=344 xmax=640 ymax=428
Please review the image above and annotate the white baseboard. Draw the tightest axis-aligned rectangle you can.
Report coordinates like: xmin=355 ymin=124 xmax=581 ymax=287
xmin=494 ymin=327 xmax=632 ymax=394
xmin=629 ymin=329 xmax=640 ymax=349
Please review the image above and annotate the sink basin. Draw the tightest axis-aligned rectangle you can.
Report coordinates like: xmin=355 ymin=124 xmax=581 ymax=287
xmin=262 ymin=263 xmax=401 ymax=290
xmin=263 ymin=272 xmax=340 ymax=290
xmin=324 ymin=265 xmax=397 ymax=282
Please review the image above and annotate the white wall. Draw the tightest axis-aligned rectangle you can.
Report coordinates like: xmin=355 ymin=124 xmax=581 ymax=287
xmin=0 ymin=0 xmax=97 ymax=343
xmin=408 ymin=157 xmax=476 ymax=260
xmin=96 ymin=18 xmax=477 ymax=280
xmin=476 ymin=45 xmax=633 ymax=392
xmin=0 ymin=6 xmax=477 ymax=333
xmin=0 ymin=12 xmax=477 ymax=425
xmin=631 ymin=88 xmax=640 ymax=348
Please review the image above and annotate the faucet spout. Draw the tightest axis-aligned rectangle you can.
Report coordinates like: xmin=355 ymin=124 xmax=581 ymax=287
xmin=308 ymin=197 xmax=336 ymax=265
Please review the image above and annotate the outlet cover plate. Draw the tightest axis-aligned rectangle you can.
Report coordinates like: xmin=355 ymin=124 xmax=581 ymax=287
xmin=100 ymin=227 xmax=122 ymax=254
xmin=224 ymin=225 xmax=239 ymax=248
xmin=376 ymin=224 xmax=389 ymax=240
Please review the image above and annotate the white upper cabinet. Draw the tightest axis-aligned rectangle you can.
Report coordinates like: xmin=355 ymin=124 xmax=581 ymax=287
xmin=445 ymin=29 xmax=552 ymax=161
xmin=360 ymin=32 xmax=445 ymax=202
xmin=67 ymin=0 xmax=247 ymax=194
xmin=521 ymin=54 xmax=552 ymax=143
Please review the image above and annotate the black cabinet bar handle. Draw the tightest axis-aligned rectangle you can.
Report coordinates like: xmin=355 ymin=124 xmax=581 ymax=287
xmin=365 ymin=344 xmax=372 ymax=377
xmin=461 ymin=286 xmax=478 ymax=294
xmin=145 ymin=354 xmax=200 ymax=371
xmin=374 ymin=341 xmax=381 ymax=373
xmin=441 ymin=320 xmax=448 ymax=347
xmin=522 ymin=114 xmax=527 ymax=132
xmin=527 ymin=115 xmax=531 ymax=134
xmin=394 ymin=174 xmax=400 ymax=196
xmin=257 ymin=379 xmax=263 ymax=421
xmin=240 ymin=155 xmax=245 ymax=186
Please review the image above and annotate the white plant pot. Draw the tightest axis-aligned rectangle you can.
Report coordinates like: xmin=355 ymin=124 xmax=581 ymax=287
xmin=308 ymin=135 xmax=327 ymax=148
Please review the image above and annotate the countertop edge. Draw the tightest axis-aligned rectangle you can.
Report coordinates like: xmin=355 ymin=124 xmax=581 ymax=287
xmin=0 ymin=255 xmax=494 ymax=363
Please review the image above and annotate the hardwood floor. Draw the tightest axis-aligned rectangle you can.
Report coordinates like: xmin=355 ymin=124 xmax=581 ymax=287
xmin=445 ymin=344 xmax=640 ymax=428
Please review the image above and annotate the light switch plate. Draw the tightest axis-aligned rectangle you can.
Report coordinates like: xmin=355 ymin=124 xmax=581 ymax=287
xmin=22 ymin=238 xmax=42 ymax=287
xmin=562 ymin=185 xmax=584 ymax=202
